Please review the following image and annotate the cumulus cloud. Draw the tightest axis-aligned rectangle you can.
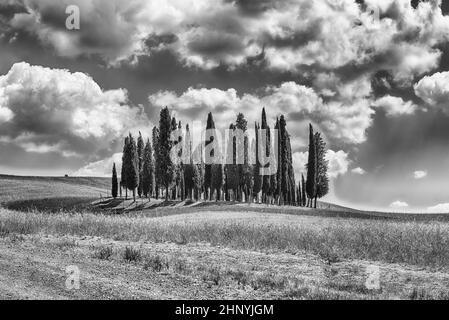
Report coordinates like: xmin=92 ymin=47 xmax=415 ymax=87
xmin=2 ymin=0 xmax=447 ymax=83
xmin=373 ymin=95 xmax=417 ymax=116
xmin=414 ymin=71 xmax=449 ymax=108
xmin=73 ymin=153 xmax=122 ymax=177
xmin=326 ymin=150 xmax=350 ymax=178
xmin=413 ymin=170 xmax=427 ymax=179
xmin=389 ymin=200 xmax=409 ymax=209
xmin=0 ymin=62 xmax=149 ymax=158
xmin=149 ymin=82 xmax=374 ymax=145
xmin=351 ymin=167 xmax=366 ymax=175
xmin=292 ymin=150 xmax=349 ymax=180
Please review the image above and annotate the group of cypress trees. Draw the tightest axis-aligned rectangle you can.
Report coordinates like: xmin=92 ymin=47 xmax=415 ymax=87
xmin=112 ymin=107 xmax=329 ymax=208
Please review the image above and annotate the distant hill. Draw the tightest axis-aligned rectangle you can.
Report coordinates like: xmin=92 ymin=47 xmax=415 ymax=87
xmin=0 ymin=174 xmax=111 ymax=202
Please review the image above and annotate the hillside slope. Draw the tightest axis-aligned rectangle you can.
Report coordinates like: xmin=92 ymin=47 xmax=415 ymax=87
xmin=0 ymin=175 xmax=111 ymax=202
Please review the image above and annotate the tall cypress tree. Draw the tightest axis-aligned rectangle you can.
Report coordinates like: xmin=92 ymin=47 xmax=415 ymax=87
xmin=314 ymin=132 xmax=329 ymax=208
xmin=123 ymin=133 xmax=139 ymax=202
xmin=152 ymin=126 xmax=160 ymax=199
xmin=204 ymin=112 xmax=215 ymax=200
xmin=183 ymin=124 xmax=194 ymax=200
xmin=253 ymin=122 xmax=262 ymax=202
xmin=112 ymin=162 xmax=118 ymax=199
xmin=301 ymin=173 xmax=307 ymax=207
xmin=274 ymin=118 xmax=281 ymax=204
xmin=142 ymin=138 xmax=154 ymax=198
xmin=225 ymin=123 xmax=239 ymax=201
xmin=261 ymin=108 xmax=272 ymax=204
xmin=235 ymin=113 xmax=252 ymax=202
xmin=306 ymin=124 xmax=317 ymax=207
xmin=121 ymin=136 xmax=129 ymax=199
xmin=157 ymin=107 xmax=174 ymax=201
xmin=279 ymin=115 xmax=294 ymax=205
xmin=137 ymin=132 xmax=144 ymax=198
xmin=285 ymin=129 xmax=296 ymax=205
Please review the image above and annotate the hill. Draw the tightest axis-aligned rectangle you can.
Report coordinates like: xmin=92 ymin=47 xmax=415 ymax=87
xmin=0 ymin=174 xmax=111 ymax=202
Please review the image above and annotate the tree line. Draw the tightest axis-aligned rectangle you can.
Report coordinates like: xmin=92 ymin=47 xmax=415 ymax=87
xmin=111 ymin=107 xmax=329 ymax=208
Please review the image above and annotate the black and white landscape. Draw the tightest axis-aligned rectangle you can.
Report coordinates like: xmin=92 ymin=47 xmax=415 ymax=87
xmin=1 ymin=0 xmax=449 ymax=301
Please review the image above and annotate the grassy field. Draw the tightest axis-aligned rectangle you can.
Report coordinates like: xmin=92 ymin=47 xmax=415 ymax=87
xmin=0 ymin=175 xmax=110 ymax=202
xmin=1 ymin=175 xmax=449 ymax=299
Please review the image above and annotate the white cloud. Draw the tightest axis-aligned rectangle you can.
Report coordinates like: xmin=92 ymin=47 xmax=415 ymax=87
xmin=373 ymin=95 xmax=417 ymax=116
xmin=292 ymin=149 xmax=349 ymax=181
xmin=414 ymin=71 xmax=449 ymax=108
xmin=0 ymin=62 xmax=150 ymax=157
xmin=292 ymin=151 xmax=308 ymax=180
xmin=351 ymin=167 xmax=366 ymax=175
xmin=326 ymin=150 xmax=350 ymax=178
xmin=6 ymin=0 xmax=448 ymax=82
xmin=149 ymin=82 xmax=374 ymax=145
xmin=413 ymin=170 xmax=427 ymax=179
xmin=74 ymin=153 xmax=123 ymax=177
xmin=390 ymin=200 xmax=409 ymax=209
xmin=427 ymin=203 xmax=449 ymax=213
xmin=0 ymin=105 xmax=13 ymax=123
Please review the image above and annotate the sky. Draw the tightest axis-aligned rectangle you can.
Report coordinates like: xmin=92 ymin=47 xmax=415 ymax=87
xmin=1 ymin=0 xmax=449 ymax=212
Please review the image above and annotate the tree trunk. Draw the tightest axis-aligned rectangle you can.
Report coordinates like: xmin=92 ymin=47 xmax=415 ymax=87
xmin=314 ymin=196 xmax=317 ymax=208
xmin=132 ymin=189 xmax=136 ymax=202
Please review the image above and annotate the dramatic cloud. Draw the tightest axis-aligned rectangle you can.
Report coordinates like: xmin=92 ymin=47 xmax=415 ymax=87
xmin=351 ymin=167 xmax=366 ymax=175
xmin=149 ymin=82 xmax=374 ymax=145
xmin=2 ymin=0 xmax=447 ymax=83
xmin=390 ymin=200 xmax=409 ymax=209
xmin=373 ymin=95 xmax=417 ymax=116
xmin=414 ymin=71 xmax=449 ymax=108
xmin=413 ymin=170 xmax=427 ymax=179
xmin=0 ymin=62 xmax=149 ymax=158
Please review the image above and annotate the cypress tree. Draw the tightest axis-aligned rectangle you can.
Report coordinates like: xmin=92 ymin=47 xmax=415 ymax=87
xmin=274 ymin=118 xmax=281 ymax=205
xmin=137 ymin=132 xmax=144 ymax=198
xmin=235 ymin=113 xmax=252 ymax=202
xmin=152 ymin=126 xmax=160 ymax=199
xmin=314 ymin=132 xmax=329 ymax=208
xmin=253 ymin=122 xmax=262 ymax=202
xmin=157 ymin=107 xmax=174 ymax=201
xmin=285 ymin=129 xmax=296 ymax=205
xmin=261 ymin=108 xmax=271 ymax=204
xmin=225 ymin=124 xmax=239 ymax=201
xmin=183 ymin=124 xmax=195 ymax=200
xmin=121 ymin=136 xmax=129 ymax=199
xmin=301 ymin=174 xmax=307 ymax=207
xmin=112 ymin=162 xmax=118 ymax=199
xmin=306 ymin=124 xmax=317 ymax=207
xmin=171 ymin=117 xmax=179 ymax=200
xmin=204 ymin=112 xmax=216 ymax=200
xmin=142 ymin=139 xmax=154 ymax=198
xmin=123 ymin=133 xmax=139 ymax=202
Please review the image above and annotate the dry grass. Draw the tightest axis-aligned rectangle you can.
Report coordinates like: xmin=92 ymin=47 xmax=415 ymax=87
xmin=2 ymin=208 xmax=449 ymax=269
xmin=0 ymin=175 xmax=110 ymax=202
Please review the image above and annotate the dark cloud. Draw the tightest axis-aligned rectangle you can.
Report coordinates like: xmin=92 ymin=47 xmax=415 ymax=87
xmin=0 ymin=1 xmax=27 ymax=20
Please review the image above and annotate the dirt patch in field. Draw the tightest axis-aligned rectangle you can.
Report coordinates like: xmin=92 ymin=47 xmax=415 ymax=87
xmin=1 ymin=233 xmax=449 ymax=300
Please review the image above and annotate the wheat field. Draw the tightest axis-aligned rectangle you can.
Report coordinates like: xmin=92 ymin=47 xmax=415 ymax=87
xmin=1 ymin=176 xmax=449 ymax=299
